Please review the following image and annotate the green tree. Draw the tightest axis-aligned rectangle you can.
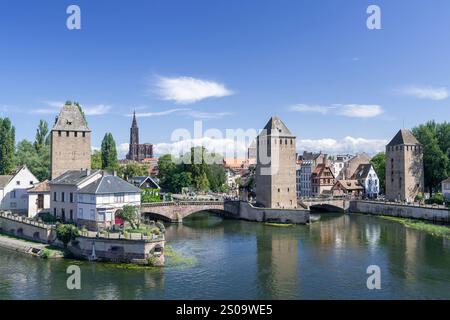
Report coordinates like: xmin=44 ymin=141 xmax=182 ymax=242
xmin=34 ymin=120 xmax=49 ymax=152
xmin=117 ymin=205 xmax=140 ymax=229
xmin=91 ymin=150 xmax=102 ymax=169
xmin=0 ymin=118 xmax=16 ymax=175
xmin=371 ymin=152 xmax=386 ymax=192
xmin=157 ymin=154 xmax=177 ymax=188
xmin=100 ymin=133 xmax=118 ymax=171
xmin=15 ymin=139 xmax=50 ymax=181
xmin=56 ymin=224 xmax=80 ymax=248
xmin=119 ymin=162 xmax=148 ymax=181
xmin=412 ymin=122 xmax=449 ymax=196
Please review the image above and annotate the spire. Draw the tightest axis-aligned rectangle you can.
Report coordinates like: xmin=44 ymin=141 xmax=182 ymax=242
xmin=132 ymin=110 xmax=137 ymax=127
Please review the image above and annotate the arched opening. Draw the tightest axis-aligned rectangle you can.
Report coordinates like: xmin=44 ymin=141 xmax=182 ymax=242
xmin=33 ymin=232 xmax=40 ymax=240
xmin=310 ymin=204 xmax=344 ymax=213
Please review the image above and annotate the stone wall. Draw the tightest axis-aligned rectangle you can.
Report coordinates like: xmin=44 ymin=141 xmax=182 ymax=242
xmin=0 ymin=212 xmax=56 ymax=243
xmin=349 ymin=200 xmax=450 ymax=223
xmin=224 ymin=201 xmax=309 ymax=224
xmin=69 ymin=236 xmax=165 ymax=266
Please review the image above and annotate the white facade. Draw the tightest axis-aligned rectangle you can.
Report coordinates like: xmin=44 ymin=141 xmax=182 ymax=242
xmin=442 ymin=179 xmax=450 ymax=200
xmin=28 ymin=193 xmax=50 ymax=218
xmin=0 ymin=166 xmax=39 ymax=213
xmin=358 ymin=166 xmax=380 ymax=199
xmin=77 ymin=192 xmax=141 ymax=228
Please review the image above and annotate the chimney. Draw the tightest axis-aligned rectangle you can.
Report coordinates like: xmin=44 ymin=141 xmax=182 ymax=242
xmin=86 ymin=169 xmax=91 ymax=176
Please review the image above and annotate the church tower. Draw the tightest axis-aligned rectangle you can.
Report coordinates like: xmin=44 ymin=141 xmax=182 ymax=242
xmin=50 ymin=102 xmax=91 ymax=180
xmin=255 ymin=116 xmax=297 ymax=209
xmin=126 ymin=111 xmax=153 ymax=162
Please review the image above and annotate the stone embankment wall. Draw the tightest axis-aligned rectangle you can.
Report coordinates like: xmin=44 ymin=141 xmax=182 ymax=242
xmin=0 ymin=212 xmax=56 ymax=243
xmin=224 ymin=201 xmax=309 ymax=224
xmin=349 ymin=200 xmax=450 ymax=223
xmin=69 ymin=236 xmax=165 ymax=266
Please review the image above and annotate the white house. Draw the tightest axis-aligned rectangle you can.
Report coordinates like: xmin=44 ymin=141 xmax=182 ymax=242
xmin=352 ymin=164 xmax=379 ymax=199
xmin=0 ymin=166 xmax=39 ymax=214
xmin=77 ymin=175 xmax=141 ymax=230
xmin=49 ymin=170 xmax=141 ymax=230
xmin=27 ymin=180 xmax=51 ymax=218
xmin=442 ymin=178 xmax=450 ymax=201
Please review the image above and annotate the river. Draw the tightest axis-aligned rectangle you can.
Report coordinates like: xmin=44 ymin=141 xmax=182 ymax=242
xmin=1 ymin=212 xmax=449 ymax=299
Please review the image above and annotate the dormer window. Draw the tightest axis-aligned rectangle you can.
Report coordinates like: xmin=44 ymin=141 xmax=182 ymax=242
xmin=66 ymin=120 xmax=72 ymax=125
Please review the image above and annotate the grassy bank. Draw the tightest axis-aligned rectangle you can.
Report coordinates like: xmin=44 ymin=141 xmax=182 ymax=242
xmin=378 ymin=215 xmax=450 ymax=239
xmin=0 ymin=230 xmax=64 ymax=258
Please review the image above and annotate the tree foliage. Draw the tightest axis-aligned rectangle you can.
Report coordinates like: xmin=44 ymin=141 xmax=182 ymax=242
xmin=157 ymin=147 xmax=227 ymax=193
xmin=118 ymin=162 xmax=148 ymax=180
xmin=101 ymin=133 xmax=118 ymax=171
xmin=56 ymin=224 xmax=80 ymax=248
xmin=412 ymin=121 xmax=450 ymax=195
xmin=15 ymin=120 xmax=50 ymax=181
xmin=91 ymin=150 xmax=102 ymax=169
xmin=117 ymin=205 xmax=140 ymax=229
xmin=370 ymin=152 xmax=386 ymax=192
xmin=0 ymin=118 xmax=16 ymax=175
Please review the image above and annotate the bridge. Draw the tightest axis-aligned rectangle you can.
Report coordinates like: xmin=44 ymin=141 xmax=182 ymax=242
xmin=141 ymin=201 xmax=229 ymax=223
xmin=299 ymin=198 xmax=348 ymax=213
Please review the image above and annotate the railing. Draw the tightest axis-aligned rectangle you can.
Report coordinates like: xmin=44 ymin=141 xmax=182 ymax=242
xmin=142 ymin=199 xmax=224 ymax=207
xmin=0 ymin=211 xmax=54 ymax=230
xmin=79 ymin=229 xmax=165 ymax=242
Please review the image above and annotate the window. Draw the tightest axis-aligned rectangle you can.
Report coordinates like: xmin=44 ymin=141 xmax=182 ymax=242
xmin=66 ymin=131 xmax=69 ymax=137
xmin=29 ymin=181 xmax=33 ymax=185
xmin=78 ymin=194 xmax=83 ymax=202
xmin=70 ymin=193 xmax=73 ymax=203
xmin=114 ymin=194 xmax=124 ymax=203
xmin=53 ymin=208 xmax=57 ymax=217
xmin=61 ymin=192 xmax=65 ymax=202
xmin=90 ymin=209 xmax=95 ymax=220
xmin=70 ymin=210 xmax=73 ymax=221
xmin=10 ymin=190 xmax=16 ymax=199
xmin=16 ymin=181 xmax=20 ymax=185
xmin=74 ymin=132 xmax=78 ymax=137
xmin=78 ymin=208 xmax=83 ymax=218
xmin=53 ymin=192 xmax=57 ymax=201
xmin=82 ymin=132 xmax=86 ymax=138
xmin=90 ymin=195 xmax=95 ymax=202
xmin=58 ymin=131 xmax=61 ymax=137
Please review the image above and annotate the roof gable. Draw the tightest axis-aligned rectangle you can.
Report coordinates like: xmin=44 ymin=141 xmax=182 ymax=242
xmin=52 ymin=103 xmax=90 ymax=132
xmin=261 ymin=116 xmax=294 ymax=137
xmin=387 ymin=129 xmax=420 ymax=146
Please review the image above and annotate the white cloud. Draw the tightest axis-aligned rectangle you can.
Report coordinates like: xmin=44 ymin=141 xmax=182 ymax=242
xmin=134 ymin=108 xmax=190 ymax=117
xmin=83 ymin=104 xmax=111 ymax=116
xmin=289 ymin=103 xmax=383 ymax=118
xmin=154 ymin=76 xmax=234 ymax=104
xmin=336 ymin=104 xmax=383 ymax=118
xmin=399 ymin=85 xmax=449 ymax=100
xmin=297 ymin=136 xmax=387 ymax=155
xmin=289 ymin=104 xmax=330 ymax=114
xmin=118 ymin=143 xmax=130 ymax=158
xmin=187 ymin=111 xmax=232 ymax=119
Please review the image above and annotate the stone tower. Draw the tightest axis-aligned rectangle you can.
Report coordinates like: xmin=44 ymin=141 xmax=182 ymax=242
xmin=385 ymin=129 xmax=424 ymax=202
xmin=50 ymin=102 xmax=91 ymax=180
xmin=126 ymin=111 xmax=153 ymax=161
xmin=255 ymin=116 xmax=297 ymax=209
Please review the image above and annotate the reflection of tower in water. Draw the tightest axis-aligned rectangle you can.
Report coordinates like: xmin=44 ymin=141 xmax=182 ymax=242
xmin=256 ymin=230 xmax=299 ymax=299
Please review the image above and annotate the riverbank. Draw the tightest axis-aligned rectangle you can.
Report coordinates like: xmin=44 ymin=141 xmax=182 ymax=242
xmin=0 ymin=231 xmax=64 ymax=259
xmin=376 ymin=215 xmax=450 ymax=239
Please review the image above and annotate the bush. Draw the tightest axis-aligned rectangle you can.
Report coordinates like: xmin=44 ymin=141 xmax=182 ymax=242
xmin=41 ymin=248 xmax=51 ymax=259
xmin=414 ymin=194 xmax=424 ymax=203
xmin=426 ymin=193 xmax=444 ymax=205
xmin=56 ymin=224 xmax=80 ymax=248
xmin=39 ymin=213 xmax=57 ymax=223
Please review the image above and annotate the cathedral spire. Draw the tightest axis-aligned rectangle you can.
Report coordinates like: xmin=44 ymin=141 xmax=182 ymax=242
xmin=132 ymin=110 xmax=137 ymax=127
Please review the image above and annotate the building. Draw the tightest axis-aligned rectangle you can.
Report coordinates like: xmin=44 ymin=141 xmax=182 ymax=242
xmin=332 ymin=154 xmax=353 ymax=178
xmin=255 ymin=116 xmax=297 ymax=209
xmin=49 ymin=170 xmax=141 ymax=230
xmin=442 ymin=178 xmax=450 ymax=201
xmin=337 ymin=153 xmax=371 ymax=180
xmin=331 ymin=180 xmax=364 ymax=197
xmin=27 ymin=180 xmax=50 ymax=218
xmin=311 ymin=157 xmax=335 ymax=197
xmin=77 ymin=175 xmax=142 ymax=230
xmin=126 ymin=111 xmax=154 ymax=162
xmin=385 ymin=129 xmax=424 ymax=202
xmin=129 ymin=176 xmax=161 ymax=189
xmin=296 ymin=159 xmax=313 ymax=198
xmin=51 ymin=102 xmax=91 ymax=180
xmin=352 ymin=163 xmax=380 ymax=199
xmin=0 ymin=166 xmax=39 ymax=213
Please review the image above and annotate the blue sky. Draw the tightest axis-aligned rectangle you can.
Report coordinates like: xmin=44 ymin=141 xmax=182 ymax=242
xmin=1 ymin=0 xmax=450 ymax=157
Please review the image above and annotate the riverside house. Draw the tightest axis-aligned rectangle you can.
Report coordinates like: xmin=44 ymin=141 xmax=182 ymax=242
xmin=0 ymin=165 xmax=39 ymax=214
xmin=49 ymin=170 xmax=141 ymax=230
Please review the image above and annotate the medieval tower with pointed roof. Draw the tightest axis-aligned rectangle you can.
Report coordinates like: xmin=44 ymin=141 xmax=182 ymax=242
xmin=255 ymin=116 xmax=297 ymax=209
xmin=50 ymin=102 xmax=91 ymax=180
xmin=126 ymin=111 xmax=154 ymax=162
xmin=385 ymin=129 xmax=424 ymax=202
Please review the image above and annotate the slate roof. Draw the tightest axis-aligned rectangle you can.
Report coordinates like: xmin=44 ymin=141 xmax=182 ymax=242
xmin=0 ymin=175 xmax=13 ymax=188
xmin=130 ymin=176 xmax=161 ymax=189
xmin=442 ymin=177 xmax=450 ymax=184
xmin=352 ymin=164 xmax=373 ymax=180
xmin=52 ymin=103 xmax=90 ymax=131
xmin=333 ymin=180 xmax=364 ymax=191
xmin=387 ymin=129 xmax=420 ymax=146
xmin=49 ymin=170 xmax=101 ymax=185
xmin=78 ymin=175 xmax=142 ymax=194
xmin=262 ymin=116 xmax=294 ymax=137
